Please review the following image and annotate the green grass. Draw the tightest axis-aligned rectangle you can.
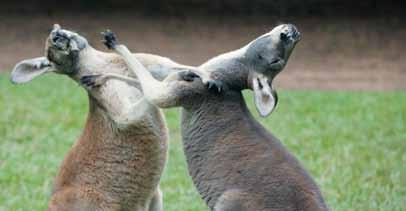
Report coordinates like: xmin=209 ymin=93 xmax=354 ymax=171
xmin=0 ymin=74 xmax=405 ymax=211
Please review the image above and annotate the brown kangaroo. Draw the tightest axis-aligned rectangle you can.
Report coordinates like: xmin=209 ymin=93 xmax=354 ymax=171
xmin=11 ymin=25 xmax=192 ymax=211
xmin=88 ymin=24 xmax=329 ymax=211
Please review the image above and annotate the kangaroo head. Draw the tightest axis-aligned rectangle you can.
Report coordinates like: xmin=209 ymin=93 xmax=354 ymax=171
xmin=11 ymin=24 xmax=89 ymax=84
xmin=244 ymin=24 xmax=301 ymax=116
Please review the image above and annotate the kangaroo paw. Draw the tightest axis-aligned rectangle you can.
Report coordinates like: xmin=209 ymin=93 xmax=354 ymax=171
xmin=101 ymin=30 xmax=118 ymax=50
xmin=206 ymin=79 xmax=224 ymax=93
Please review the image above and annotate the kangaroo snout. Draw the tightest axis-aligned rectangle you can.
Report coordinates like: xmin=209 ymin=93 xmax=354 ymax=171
xmin=50 ymin=29 xmax=71 ymax=50
xmin=280 ymin=24 xmax=301 ymax=43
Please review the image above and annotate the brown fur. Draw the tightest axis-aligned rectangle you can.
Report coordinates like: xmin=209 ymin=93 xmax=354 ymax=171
xmin=12 ymin=28 xmax=176 ymax=211
xmin=47 ymin=51 xmax=171 ymax=210
xmin=48 ymin=95 xmax=168 ymax=210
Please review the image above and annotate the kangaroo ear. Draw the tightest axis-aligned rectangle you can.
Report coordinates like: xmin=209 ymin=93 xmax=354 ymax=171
xmin=10 ymin=57 xmax=54 ymax=84
xmin=252 ymin=74 xmax=278 ymax=117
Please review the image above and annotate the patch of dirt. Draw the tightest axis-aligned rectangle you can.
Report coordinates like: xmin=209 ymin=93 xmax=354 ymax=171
xmin=0 ymin=14 xmax=404 ymax=90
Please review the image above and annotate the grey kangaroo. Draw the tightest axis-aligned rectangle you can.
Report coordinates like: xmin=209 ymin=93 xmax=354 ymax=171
xmin=84 ymin=24 xmax=329 ymax=211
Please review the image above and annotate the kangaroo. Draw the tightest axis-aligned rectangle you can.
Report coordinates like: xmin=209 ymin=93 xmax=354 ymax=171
xmin=85 ymin=24 xmax=329 ymax=211
xmin=10 ymin=25 xmax=192 ymax=211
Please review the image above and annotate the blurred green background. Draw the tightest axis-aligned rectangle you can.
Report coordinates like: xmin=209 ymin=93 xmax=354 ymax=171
xmin=0 ymin=75 xmax=404 ymax=210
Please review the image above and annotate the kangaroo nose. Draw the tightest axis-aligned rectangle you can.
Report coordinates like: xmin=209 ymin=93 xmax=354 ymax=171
xmin=51 ymin=30 xmax=70 ymax=50
xmin=280 ymin=24 xmax=301 ymax=42
xmin=52 ymin=30 xmax=63 ymax=42
xmin=52 ymin=33 xmax=61 ymax=43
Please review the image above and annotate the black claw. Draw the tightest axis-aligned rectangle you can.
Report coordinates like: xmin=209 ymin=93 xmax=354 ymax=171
xmin=206 ymin=80 xmax=224 ymax=93
xmin=179 ymin=71 xmax=200 ymax=82
xmin=101 ymin=29 xmax=117 ymax=49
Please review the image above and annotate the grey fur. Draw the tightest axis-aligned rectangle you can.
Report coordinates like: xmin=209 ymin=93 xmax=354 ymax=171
xmin=181 ymin=25 xmax=328 ymax=211
xmin=98 ymin=24 xmax=328 ymax=211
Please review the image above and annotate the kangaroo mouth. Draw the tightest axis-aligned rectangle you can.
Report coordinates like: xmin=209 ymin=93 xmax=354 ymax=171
xmin=267 ymin=58 xmax=285 ymax=73
xmin=282 ymin=24 xmax=301 ymax=43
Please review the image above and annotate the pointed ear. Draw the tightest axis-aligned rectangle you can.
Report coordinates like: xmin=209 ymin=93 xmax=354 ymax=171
xmin=10 ymin=57 xmax=54 ymax=84
xmin=252 ymin=74 xmax=278 ymax=117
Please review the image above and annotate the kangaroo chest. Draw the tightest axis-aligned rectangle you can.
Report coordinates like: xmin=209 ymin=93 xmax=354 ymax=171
xmin=180 ymin=95 xmax=256 ymax=208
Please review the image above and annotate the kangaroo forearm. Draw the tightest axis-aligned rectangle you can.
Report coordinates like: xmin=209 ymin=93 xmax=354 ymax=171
xmin=133 ymin=53 xmax=188 ymax=81
xmin=115 ymin=45 xmax=156 ymax=83
xmin=103 ymin=73 xmax=139 ymax=85
xmin=112 ymin=45 xmax=177 ymax=108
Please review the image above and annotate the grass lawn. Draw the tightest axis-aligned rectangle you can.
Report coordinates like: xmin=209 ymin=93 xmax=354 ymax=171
xmin=0 ymin=74 xmax=405 ymax=210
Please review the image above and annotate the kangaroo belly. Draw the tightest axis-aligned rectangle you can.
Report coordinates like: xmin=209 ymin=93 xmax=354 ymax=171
xmin=184 ymin=126 xmax=325 ymax=211
xmin=52 ymin=118 xmax=168 ymax=210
